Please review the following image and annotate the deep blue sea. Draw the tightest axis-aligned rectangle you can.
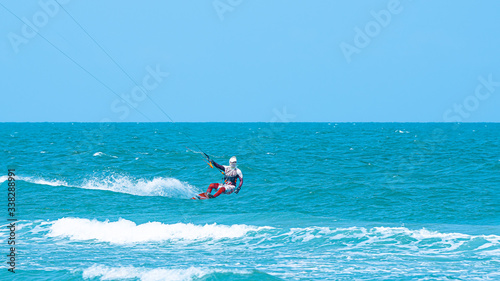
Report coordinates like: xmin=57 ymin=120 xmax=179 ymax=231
xmin=1 ymin=122 xmax=499 ymax=280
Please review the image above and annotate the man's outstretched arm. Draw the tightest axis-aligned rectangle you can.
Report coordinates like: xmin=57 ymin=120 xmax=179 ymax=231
xmin=210 ymin=159 xmax=225 ymax=171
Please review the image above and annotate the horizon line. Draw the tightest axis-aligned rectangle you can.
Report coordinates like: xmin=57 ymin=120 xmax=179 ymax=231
xmin=1 ymin=121 xmax=499 ymax=124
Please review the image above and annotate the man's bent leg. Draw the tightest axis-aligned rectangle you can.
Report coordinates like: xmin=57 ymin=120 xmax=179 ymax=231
xmin=212 ymin=186 xmax=226 ymax=198
xmin=206 ymin=183 xmax=219 ymax=194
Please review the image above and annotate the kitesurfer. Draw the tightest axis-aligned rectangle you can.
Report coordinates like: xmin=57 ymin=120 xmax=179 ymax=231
xmin=205 ymin=156 xmax=243 ymax=198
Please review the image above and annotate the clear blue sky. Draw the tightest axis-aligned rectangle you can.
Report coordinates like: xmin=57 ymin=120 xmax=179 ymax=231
xmin=1 ymin=0 xmax=499 ymax=122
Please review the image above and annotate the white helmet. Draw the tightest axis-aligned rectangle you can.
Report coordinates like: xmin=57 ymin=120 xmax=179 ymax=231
xmin=229 ymin=156 xmax=237 ymax=169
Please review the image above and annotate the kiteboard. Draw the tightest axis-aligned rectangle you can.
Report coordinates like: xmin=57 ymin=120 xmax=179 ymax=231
xmin=192 ymin=192 xmax=212 ymax=200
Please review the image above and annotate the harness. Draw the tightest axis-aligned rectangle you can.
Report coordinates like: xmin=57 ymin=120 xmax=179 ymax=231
xmin=224 ymin=174 xmax=238 ymax=186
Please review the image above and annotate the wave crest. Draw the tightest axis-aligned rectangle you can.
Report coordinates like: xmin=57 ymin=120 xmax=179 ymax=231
xmin=285 ymin=226 xmax=500 ymax=254
xmin=93 ymin=151 xmax=118 ymax=158
xmin=48 ymin=218 xmax=270 ymax=244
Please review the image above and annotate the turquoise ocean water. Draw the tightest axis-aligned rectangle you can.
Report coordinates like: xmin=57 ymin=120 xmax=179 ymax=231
xmin=1 ymin=122 xmax=499 ymax=280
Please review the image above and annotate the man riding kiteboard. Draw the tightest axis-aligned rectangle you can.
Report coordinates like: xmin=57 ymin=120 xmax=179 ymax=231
xmin=194 ymin=156 xmax=243 ymax=199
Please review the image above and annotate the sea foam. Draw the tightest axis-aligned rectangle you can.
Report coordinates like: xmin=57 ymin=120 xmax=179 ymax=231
xmin=2 ymin=173 xmax=201 ymax=199
xmin=80 ymin=175 xmax=198 ymax=198
xmin=0 ymin=175 xmax=69 ymax=187
xmin=48 ymin=218 xmax=270 ymax=244
xmin=82 ymin=265 xmax=250 ymax=281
